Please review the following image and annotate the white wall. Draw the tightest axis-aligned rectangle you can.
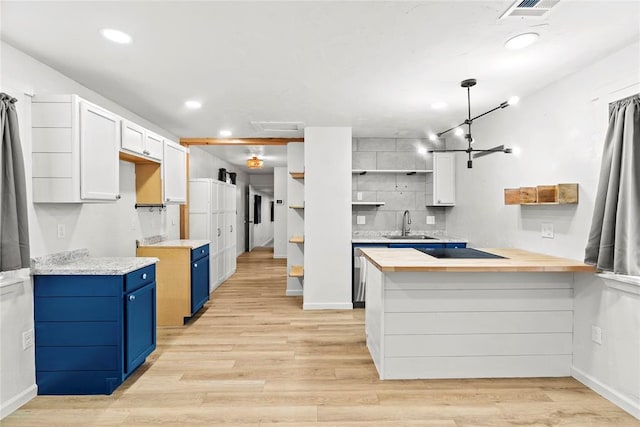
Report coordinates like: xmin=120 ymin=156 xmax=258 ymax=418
xmin=189 ymin=145 xmax=248 ymax=255
xmin=273 ymin=167 xmax=287 ymax=258
xmin=304 ymin=127 xmax=352 ymax=309
xmin=0 ymin=42 xmax=181 ymax=417
xmin=446 ymin=41 xmax=640 ymax=418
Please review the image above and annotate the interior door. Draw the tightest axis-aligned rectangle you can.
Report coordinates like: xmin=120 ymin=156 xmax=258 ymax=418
xmin=246 ymin=185 xmax=255 ymax=252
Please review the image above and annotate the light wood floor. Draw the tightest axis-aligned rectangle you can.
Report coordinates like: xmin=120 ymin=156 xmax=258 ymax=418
xmin=5 ymin=248 xmax=639 ymax=426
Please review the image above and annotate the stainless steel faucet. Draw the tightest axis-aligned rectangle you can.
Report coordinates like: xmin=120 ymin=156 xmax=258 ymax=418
xmin=402 ymin=210 xmax=412 ymax=236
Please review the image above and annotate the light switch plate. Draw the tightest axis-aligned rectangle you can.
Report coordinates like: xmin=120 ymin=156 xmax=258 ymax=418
xmin=541 ymin=223 xmax=554 ymax=238
xmin=591 ymin=325 xmax=602 ymax=345
xmin=357 ymin=192 xmax=363 ymax=201
xmin=22 ymin=329 xmax=34 ymax=350
xmin=427 ymin=216 xmax=435 ymax=225
xmin=57 ymin=224 xmax=65 ymax=239
xmin=356 ymin=215 xmax=366 ymax=225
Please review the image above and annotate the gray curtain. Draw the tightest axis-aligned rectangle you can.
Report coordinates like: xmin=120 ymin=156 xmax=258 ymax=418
xmin=0 ymin=93 xmax=30 ymax=271
xmin=585 ymin=94 xmax=640 ymax=276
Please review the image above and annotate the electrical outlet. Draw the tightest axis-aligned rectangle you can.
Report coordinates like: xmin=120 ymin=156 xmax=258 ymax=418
xmin=57 ymin=224 xmax=65 ymax=239
xmin=356 ymin=215 xmax=366 ymax=225
xmin=427 ymin=216 xmax=435 ymax=225
xmin=541 ymin=223 xmax=554 ymax=238
xmin=22 ymin=329 xmax=34 ymax=350
xmin=357 ymin=192 xmax=363 ymax=201
xmin=591 ymin=325 xmax=603 ymax=345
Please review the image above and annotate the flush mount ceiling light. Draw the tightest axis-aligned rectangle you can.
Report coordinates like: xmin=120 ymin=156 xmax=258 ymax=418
xmin=184 ymin=100 xmax=202 ymax=109
xmin=505 ymin=32 xmax=539 ymax=50
xmin=100 ymin=28 xmax=132 ymax=44
xmin=430 ymin=78 xmax=515 ymax=168
xmin=246 ymin=156 xmax=264 ymax=169
xmin=219 ymin=129 xmax=232 ymax=137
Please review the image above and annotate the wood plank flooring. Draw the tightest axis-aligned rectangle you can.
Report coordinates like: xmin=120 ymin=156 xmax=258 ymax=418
xmin=5 ymin=248 xmax=638 ymax=426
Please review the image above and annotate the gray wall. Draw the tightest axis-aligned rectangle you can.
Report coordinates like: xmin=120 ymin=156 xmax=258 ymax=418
xmin=352 ymin=138 xmax=446 ymax=233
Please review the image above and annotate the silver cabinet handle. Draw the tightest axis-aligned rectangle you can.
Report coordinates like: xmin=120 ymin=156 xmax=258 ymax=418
xmin=129 ymin=295 xmax=136 ymax=301
xmin=166 ymin=197 xmax=171 ymax=202
xmin=142 ymin=273 xmax=147 ymax=280
xmin=217 ymin=228 xmax=221 ymax=237
xmin=201 ymin=249 xmax=205 ymax=253
xmin=230 ymin=225 xmax=233 ymax=232
xmin=194 ymin=263 xmax=198 ymax=268
xmin=143 ymin=150 xmax=150 ymax=155
xmin=116 ymin=194 xmax=121 ymax=200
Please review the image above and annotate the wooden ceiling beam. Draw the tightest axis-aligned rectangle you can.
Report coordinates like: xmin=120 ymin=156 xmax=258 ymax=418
xmin=180 ymin=137 xmax=303 ymax=146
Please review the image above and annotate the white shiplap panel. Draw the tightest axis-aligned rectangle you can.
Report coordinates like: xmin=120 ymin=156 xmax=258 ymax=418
xmin=383 ymin=355 xmax=572 ymax=379
xmin=384 ymin=333 xmax=573 ymax=357
xmin=385 ymin=311 xmax=573 ymax=335
xmin=32 ymin=102 xmax=72 ymax=128
xmin=32 ymin=178 xmax=75 ymax=202
xmin=32 ymin=128 xmax=73 ymax=153
xmin=385 ymin=272 xmax=574 ymax=290
xmin=384 ymin=288 xmax=573 ymax=312
xmin=32 ymin=153 xmax=73 ymax=178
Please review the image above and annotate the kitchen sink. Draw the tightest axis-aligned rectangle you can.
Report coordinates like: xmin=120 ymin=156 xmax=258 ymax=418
xmin=384 ymin=235 xmax=436 ymax=240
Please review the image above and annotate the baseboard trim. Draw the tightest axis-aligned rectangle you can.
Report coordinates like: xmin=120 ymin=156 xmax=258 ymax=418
xmin=303 ymin=302 xmax=353 ymax=310
xmin=285 ymin=289 xmax=303 ymax=296
xmin=1 ymin=384 xmax=37 ymax=420
xmin=572 ymin=366 xmax=640 ymax=420
xmin=273 ymin=255 xmax=287 ymax=259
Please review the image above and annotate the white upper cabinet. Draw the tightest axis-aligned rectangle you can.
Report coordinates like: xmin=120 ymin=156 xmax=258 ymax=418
xmin=121 ymin=120 xmax=162 ymax=162
xmin=428 ymin=152 xmax=456 ymax=206
xmin=162 ymin=140 xmax=187 ymax=204
xmin=32 ymin=95 xmax=119 ymax=203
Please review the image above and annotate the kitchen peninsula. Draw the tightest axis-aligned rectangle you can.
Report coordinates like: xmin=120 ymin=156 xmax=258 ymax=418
xmin=361 ymin=247 xmax=596 ymax=380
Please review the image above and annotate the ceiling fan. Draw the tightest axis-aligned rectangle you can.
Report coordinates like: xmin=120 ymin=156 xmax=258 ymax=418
xmin=430 ymin=78 xmax=517 ymax=168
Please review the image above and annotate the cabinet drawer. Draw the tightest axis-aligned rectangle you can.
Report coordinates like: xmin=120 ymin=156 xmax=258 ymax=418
xmin=191 ymin=244 xmax=210 ymax=262
xmin=125 ymin=265 xmax=155 ymax=293
xmin=446 ymin=243 xmax=467 ymax=248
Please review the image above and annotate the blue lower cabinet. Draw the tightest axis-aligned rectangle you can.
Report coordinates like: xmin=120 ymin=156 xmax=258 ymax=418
xmin=388 ymin=243 xmax=446 ymax=249
xmin=191 ymin=255 xmax=210 ymax=315
xmin=34 ymin=265 xmax=157 ymax=395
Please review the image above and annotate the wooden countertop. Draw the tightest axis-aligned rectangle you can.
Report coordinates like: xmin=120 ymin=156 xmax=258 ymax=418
xmin=359 ymin=248 xmax=597 ymax=272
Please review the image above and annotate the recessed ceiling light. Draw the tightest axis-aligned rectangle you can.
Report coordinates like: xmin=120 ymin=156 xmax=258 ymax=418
xmin=219 ymin=129 xmax=232 ymax=137
xmin=508 ymin=96 xmax=520 ymax=106
xmin=417 ymin=147 xmax=428 ymax=155
xmin=431 ymin=102 xmax=448 ymax=110
xmin=505 ymin=33 xmax=539 ymax=50
xmin=454 ymin=128 xmax=464 ymax=136
xmin=100 ymin=28 xmax=132 ymax=44
xmin=428 ymin=133 xmax=437 ymax=141
xmin=184 ymin=100 xmax=202 ymax=109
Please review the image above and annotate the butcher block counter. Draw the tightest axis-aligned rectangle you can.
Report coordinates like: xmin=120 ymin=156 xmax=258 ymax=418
xmin=359 ymin=247 xmax=597 ymax=272
xmin=360 ymin=247 xmax=596 ymax=381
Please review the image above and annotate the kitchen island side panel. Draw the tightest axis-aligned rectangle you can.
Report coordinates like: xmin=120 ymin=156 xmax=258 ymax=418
xmin=365 ymin=264 xmax=575 ymax=379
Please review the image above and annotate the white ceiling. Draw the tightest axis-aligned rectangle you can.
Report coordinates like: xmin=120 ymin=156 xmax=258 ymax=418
xmin=2 ymin=1 xmax=639 ymax=147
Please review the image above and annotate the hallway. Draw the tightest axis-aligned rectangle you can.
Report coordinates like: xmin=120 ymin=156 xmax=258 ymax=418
xmin=5 ymin=249 xmax=637 ymax=426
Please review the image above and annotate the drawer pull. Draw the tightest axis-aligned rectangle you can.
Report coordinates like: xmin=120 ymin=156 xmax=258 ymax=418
xmin=129 ymin=295 xmax=136 ymax=301
xmin=194 ymin=263 xmax=198 ymax=268
xmin=142 ymin=273 xmax=147 ymax=280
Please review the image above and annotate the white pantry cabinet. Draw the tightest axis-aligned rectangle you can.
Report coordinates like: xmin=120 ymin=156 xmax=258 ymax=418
xmin=427 ymin=152 xmax=455 ymax=206
xmin=121 ymin=120 xmax=163 ymax=162
xmin=188 ymin=179 xmax=237 ymax=292
xmin=162 ymin=140 xmax=187 ymax=204
xmin=32 ymin=95 xmax=119 ymax=203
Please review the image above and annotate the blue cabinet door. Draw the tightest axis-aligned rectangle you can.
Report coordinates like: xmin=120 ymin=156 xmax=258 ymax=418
xmin=125 ymin=282 xmax=156 ymax=375
xmin=191 ymin=255 xmax=210 ymax=315
xmin=388 ymin=243 xmax=446 ymax=249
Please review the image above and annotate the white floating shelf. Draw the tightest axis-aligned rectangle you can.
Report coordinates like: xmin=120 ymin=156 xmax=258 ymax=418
xmin=352 ymin=202 xmax=385 ymax=207
xmin=352 ymin=169 xmax=433 ymax=175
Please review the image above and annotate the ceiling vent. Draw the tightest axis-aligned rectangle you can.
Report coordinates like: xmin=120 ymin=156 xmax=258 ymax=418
xmin=500 ymin=0 xmax=560 ymax=19
xmin=251 ymin=121 xmax=305 ymax=132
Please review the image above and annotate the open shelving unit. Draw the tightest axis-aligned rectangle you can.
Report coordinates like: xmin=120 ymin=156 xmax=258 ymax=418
xmin=289 ymin=204 xmax=305 ymax=209
xmin=289 ymin=235 xmax=304 ymax=244
xmin=289 ymin=172 xmax=305 ymax=179
xmin=287 ymin=142 xmax=305 ymax=296
xmin=352 ymin=201 xmax=385 ymax=207
xmin=505 ymin=183 xmax=578 ymax=205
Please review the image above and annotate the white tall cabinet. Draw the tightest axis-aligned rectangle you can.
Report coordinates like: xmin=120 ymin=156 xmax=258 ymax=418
xmin=189 ymin=179 xmax=237 ymax=292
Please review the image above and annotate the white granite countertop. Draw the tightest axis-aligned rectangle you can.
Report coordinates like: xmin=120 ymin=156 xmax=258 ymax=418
xmin=31 ymin=249 xmax=158 ymax=276
xmin=352 ymin=231 xmax=467 ymax=244
xmin=138 ymin=239 xmax=210 ymax=249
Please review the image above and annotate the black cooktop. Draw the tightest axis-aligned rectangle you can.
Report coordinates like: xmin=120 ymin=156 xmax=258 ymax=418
xmin=416 ymin=247 xmax=506 ymax=259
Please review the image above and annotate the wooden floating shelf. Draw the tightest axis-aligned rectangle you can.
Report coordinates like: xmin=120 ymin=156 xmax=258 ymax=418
xmin=289 ymin=265 xmax=304 ymax=277
xmin=352 ymin=202 xmax=385 ymax=207
xmin=289 ymin=236 xmax=304 ymax=244
xmin=505 ymin=183 xmax=578 ymax=205
xmin=352 ymin=169 xmax=433 ymax=175
xmin=289 ymin=204 xmax=305 ymax=209
xmin=289 ymin=172 xmax=305 ymax=179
